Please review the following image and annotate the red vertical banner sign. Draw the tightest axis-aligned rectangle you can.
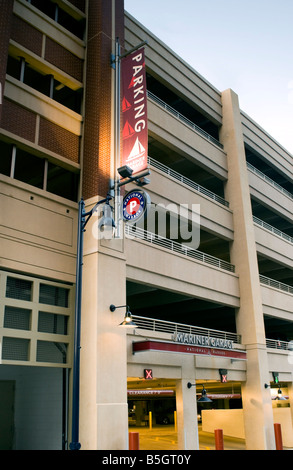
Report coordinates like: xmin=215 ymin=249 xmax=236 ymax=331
xmin=121 ymin=48 xmax=148 ymax=175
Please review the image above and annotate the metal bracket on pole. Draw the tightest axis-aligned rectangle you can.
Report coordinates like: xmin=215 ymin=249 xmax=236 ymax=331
xmin=119 ymin=40 xmax=148 ymax=61
xmin=82 ymin=194 xmax=112 ymax=230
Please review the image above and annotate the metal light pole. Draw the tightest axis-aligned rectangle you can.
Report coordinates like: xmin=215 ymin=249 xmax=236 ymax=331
xmin=69 ymin=195 xmax=113 ymax=450
xmin=69 ymin=36 xmax=148 ymax=450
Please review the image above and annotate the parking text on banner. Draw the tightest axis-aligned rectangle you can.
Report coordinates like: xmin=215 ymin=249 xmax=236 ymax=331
xmin=121 ymin=47 xmax=148 ymax=175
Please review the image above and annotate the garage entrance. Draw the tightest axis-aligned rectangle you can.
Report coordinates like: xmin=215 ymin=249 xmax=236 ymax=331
xmin=128 ymin=389 xmax=176 ymax=427
xmin=127 ymin=377 xmax=244 ymax=450
xmin=127 ymin=378 xmax=178 ymax=450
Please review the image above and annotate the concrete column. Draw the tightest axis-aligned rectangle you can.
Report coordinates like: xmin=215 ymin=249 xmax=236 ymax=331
xmin=176 ymin=359 xmax=199 ymax=450
xmin=220 ymin=89 xmax=275 ymax=450
xmin=79 ymin=208 xmax=128 ymax=449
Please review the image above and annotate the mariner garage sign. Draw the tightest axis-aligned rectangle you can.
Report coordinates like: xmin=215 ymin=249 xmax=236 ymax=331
xmin=132 ymin=332 xmax=246 ymax=360
xmin=172 ymin=332 xmax=233 ymax=350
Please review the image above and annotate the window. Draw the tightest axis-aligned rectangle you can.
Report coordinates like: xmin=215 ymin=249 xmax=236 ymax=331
xmin=4 ymin=306 xmax=31 ymax=331
xmin=6 ymin=55 xmax=21 ymax=81
xmin=53 ymin=80 xmax=82 ymax=113
xmin=0 ymin=140 xmax=79 ymax=202
xmin=1 ymin=272 xmax=73 ymax=366
xmin=57 ymin=7 xmax=85 ymax=39
xmin=38 ymin=311 xmax=68 ymax=335
xmin=24 ymin=64 xmax=53 ymax=96
xmin=47 ymin=162 xmax=79 ymax=201
xmin=28 ymin=0 xmax=56 ymax=19
xmin=0 ymin=141 xmax=13 ymax=176
xmin=14 ymin=148 xmax=45 ymax=189
xmin=39 ymin=283 xmax=69 ymax=308
xmin=6 ymin=55 xmax=82 ymax=113
xmin=6 ymin=277 xmax=32 ymax=301
xmin=36 ymin=341 xmax=67 ymax=364
xmin=2 ymin=337 xmax=30 ymax=361
xmin=27 ymin=0 xmax=85 ymax=39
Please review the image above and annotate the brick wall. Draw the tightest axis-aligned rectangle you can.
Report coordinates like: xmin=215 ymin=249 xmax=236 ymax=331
xmin=82 ymin=0 xmax=125 ymax=199
xmin=0 ymin=0 xmax=14 ymax=124
xmin=11 ymin=15 xmax=43 ymax=57
xmin=39 ymin=117 xmax=80 ymax=163
xmin=2 ymin=99 xmax=36 ymax=142
xmin=10 ymin=15 xmax=84 ymax=83
xmin=45 ymin=37 xmax=83 ymax=82
xmin=2 ymin=99 xmax=80 ymax=164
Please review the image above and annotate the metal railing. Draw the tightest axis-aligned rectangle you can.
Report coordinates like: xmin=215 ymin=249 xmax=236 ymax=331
xmin=132 ymin=315 xmax=241 ymax=343
xmin=147 ymin=91 xmax=223 ymax=149
xmin=125 ymin=225 xmax=235 ymax=273
xmin=260 ymin=274 xmax=293 ymax=295
xmin=247 ymin=162 xmax=293 ymax=200
xmin=266 ymin=338 xmax=293 ymax=350
xmin=148 ymin=156 xmax=229 ymax=207
xmin=132 ymin=316 xmax=293 ymax=353
xmin=253 ymin=216 xmax=293 ymax=244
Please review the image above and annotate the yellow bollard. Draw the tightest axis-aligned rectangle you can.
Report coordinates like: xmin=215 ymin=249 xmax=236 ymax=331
xmin=174 ymin=410 xmax=177 ymax=431
xmin=149 ymin=411 xmax=152 ymax=429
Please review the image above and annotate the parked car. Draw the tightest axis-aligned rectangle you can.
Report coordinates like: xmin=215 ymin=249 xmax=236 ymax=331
xmin=156 ymin=408 xmax=175 ymax=425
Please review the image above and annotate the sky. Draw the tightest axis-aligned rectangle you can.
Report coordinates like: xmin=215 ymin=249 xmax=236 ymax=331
xmin=124 ymin=0 xmax=293 ymax=155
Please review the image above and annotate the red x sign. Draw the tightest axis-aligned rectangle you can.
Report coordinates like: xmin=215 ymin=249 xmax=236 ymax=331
xmin=144 ymin=369 xmax=153 ymax=380
xmin=219 ymin=369 xmax=228 ymax=383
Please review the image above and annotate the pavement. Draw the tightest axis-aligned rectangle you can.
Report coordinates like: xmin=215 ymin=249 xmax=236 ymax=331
xmin=129 ymin=425 xmax=247 ymax=450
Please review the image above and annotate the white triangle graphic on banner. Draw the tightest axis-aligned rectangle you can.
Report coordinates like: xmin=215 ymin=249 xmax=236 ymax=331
xmin=126 ymin=137 xmax=145 ymax=162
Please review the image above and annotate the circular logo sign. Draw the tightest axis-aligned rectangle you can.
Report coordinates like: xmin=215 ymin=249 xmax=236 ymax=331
xmin=123 ymin=190 xmax=149 ymax=222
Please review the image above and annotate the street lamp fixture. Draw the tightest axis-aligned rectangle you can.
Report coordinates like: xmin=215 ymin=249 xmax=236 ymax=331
xmin=187 ymin=382 xmax=213 ymax=402
xmin=275 ymin=387 xmax=286 ymax=400
xmin=109 ymin=304 xmax=137 ymax=328
xmin=197 ymin=386 xmax=213 ymax=403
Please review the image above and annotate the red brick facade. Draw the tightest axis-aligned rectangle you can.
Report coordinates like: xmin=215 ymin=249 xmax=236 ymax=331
xmin=11 ymin=15 xmax=43 ymax=57
xmin=2 ymin=99 xmax=80 ymax=164
xmin=45 ymin=38 xmax=83 ymax=83
xmin=2 ymin=98 xmax=36 ymax=142
xmin=0 ymin=0 xmax=126 ymax=198
xmin=82 ymin=0 xmax=125 ymax=199
xmin=38 ymin=117 xmax=80 ymax=163
xmin=0 ymin=0 xmax=14 ymax=125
